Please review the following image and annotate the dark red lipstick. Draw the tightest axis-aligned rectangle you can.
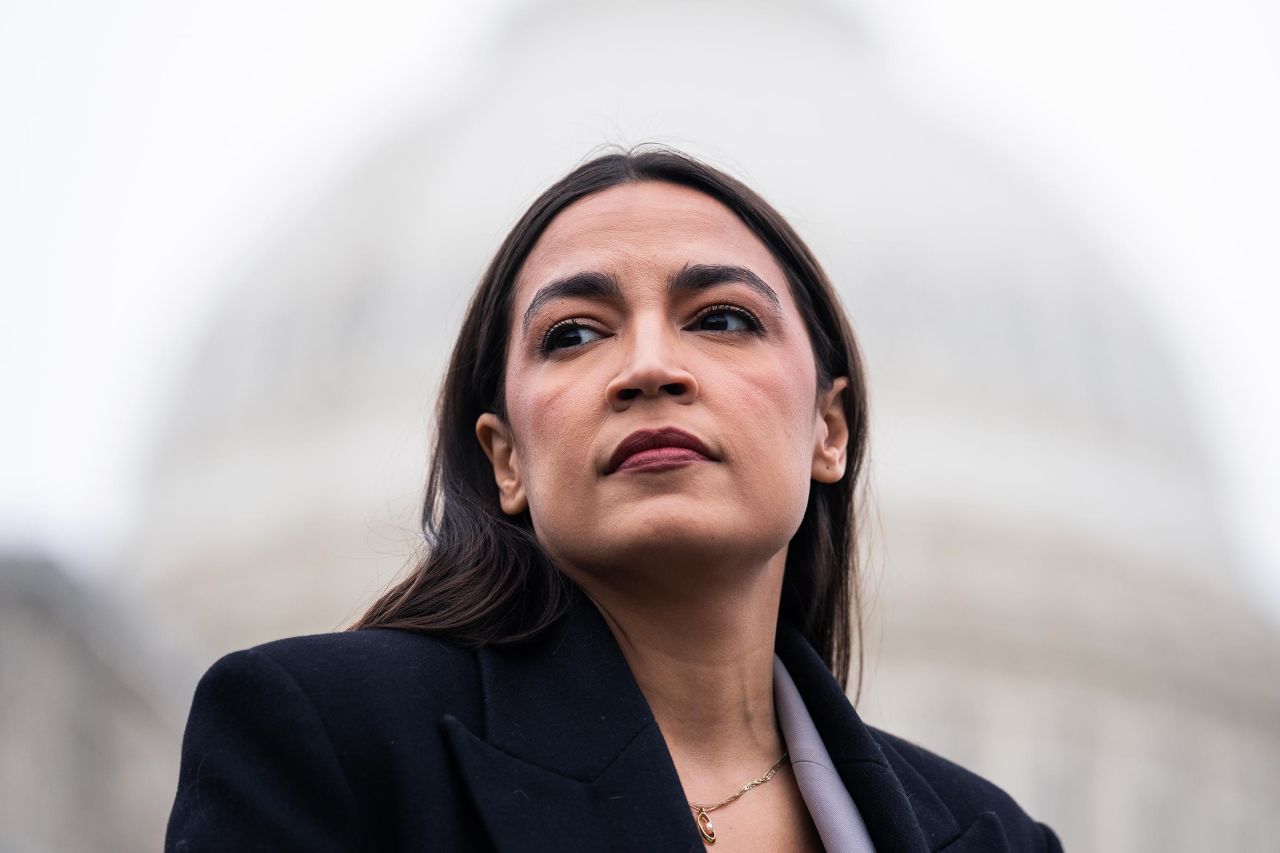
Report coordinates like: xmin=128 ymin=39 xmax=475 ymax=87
xmin=606 ymin=427 xmax=716 ymax=474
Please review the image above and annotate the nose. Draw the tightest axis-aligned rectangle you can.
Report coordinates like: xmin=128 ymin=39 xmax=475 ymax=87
xmin=605 ymin=318 xmax=700 ymax=410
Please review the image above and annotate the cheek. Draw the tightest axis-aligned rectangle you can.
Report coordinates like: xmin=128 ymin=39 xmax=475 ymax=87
xmin=713 ymin=359 xmax=818 ymax=540
xmin=728 ymin=357 xmax=817 ymax=468
xmin=507 ymin=368 xmax=603 ymax=508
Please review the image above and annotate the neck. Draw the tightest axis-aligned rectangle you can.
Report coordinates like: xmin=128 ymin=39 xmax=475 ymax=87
xmin=573 ymin=548 xmax=790 ymax=797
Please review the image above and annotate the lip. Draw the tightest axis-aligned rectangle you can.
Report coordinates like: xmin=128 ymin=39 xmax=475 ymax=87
xmin=606 ymin=427 xmax=717 ymax=475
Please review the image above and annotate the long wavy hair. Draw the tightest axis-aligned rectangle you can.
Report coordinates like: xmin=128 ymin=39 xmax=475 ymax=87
xmin=352 ymin=147 xmax=871 ymax=691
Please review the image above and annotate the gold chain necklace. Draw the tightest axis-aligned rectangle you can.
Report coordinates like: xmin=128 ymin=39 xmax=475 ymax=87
xmin=687 ymin=751 xmax=789 ymax=845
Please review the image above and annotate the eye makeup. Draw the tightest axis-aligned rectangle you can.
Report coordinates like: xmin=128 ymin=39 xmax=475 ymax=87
xmin=688 ymin=303 xmax=766 ymax=334
xmin=535 ymin=301 xmax=767 ymax=355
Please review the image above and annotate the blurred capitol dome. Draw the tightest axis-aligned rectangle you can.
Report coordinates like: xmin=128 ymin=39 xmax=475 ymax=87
xmin=128 ymin=0 xmax=1280 ymax=849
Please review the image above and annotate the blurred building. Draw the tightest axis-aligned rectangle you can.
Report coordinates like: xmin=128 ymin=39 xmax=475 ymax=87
xmin=105 ymin=0 xmax=1280 ymax=850
xmin=0 ymin=556 xmax=185 ymax=853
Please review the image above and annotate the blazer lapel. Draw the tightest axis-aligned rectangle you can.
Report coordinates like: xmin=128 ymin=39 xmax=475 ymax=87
xmin=444 ymin=592 xmax=1001 ymax=852
xmin=441 ymin=589 xmax=702 ymax=852
xmin=775 ymin=623 xmax=946 ymax=853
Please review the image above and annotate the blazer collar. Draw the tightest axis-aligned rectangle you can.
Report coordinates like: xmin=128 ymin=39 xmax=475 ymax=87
xmin=774 ymin=622 xmax=952 ymax=852
xmin=442 ymin=586 xmax=970 ymax=852
xmin=441 ymin=586 xmax=701 ymax=851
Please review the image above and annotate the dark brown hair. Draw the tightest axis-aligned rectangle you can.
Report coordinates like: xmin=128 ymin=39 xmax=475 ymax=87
xmin=353 ymin=147 xmax=870 ymax=690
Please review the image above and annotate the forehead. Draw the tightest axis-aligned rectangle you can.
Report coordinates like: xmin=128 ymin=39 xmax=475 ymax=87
xmin=513 ymin=181 xmax=790 ymax=304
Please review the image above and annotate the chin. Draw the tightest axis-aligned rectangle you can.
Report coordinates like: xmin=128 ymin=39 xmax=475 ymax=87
xmin=598 ymin=511 xmax=790 ymax=571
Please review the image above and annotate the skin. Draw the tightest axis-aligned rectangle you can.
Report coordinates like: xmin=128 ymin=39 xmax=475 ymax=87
xmin=476 ymin=181 xmax=849 ymax=851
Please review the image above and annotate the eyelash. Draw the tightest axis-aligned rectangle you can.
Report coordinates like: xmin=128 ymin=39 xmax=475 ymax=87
xmin=693 ymin=303 xmax=765 ymax=333
xmin=537 ymin=304 xmax=765 ymax=354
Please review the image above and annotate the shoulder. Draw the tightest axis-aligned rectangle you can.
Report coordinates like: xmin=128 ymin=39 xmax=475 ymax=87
xmin=869 ymin=727 xmax=1063 ymax=852
xmin=238 ymin=626 xmax=480 ymax=686
xmin=870 ymin=727 xmax=1024 ymax=820
xmin=197 ymin=628 xmax=486 ymax=737
xmin=171 ymin=630 xmax=487 ymax=848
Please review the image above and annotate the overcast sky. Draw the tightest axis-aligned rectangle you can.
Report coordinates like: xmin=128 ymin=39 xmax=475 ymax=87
xmin=2 ymin=0 xmax=1277 ymax=617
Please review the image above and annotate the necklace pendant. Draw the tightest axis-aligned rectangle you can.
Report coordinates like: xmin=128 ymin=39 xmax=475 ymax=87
xmin=695 ymin=808 xmax=717 ymax=845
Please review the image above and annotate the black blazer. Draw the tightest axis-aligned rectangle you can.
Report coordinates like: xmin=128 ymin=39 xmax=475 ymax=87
xmin=166 ymin=590 xmax=1063 ymax=852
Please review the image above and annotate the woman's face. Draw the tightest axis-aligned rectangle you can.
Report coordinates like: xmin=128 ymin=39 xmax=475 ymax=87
xmin=477 ymin=181 xmax=849 ymax=586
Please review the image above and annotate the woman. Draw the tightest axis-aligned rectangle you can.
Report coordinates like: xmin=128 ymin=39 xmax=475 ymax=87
xmin=166 ymin=148 xmax=1063 ymax=852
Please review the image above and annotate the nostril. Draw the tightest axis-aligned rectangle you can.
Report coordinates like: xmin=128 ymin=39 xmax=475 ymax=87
xmin=612 ymin=381 xmax=691 ymax=404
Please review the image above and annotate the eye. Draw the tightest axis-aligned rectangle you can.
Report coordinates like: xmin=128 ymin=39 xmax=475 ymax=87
xmin=690 ymin=304 xmax=761 ymax=333
xmin=541 ymin=320 xmax=604 ymax=352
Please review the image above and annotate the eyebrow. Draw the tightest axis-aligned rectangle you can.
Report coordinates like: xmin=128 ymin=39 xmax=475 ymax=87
xmin=520 ymin=263 xmax=781 ymax=333
xmin=670 ymin=263 xmax=782 ymax=309
xmin=521 ymin=271 xmax=623 ymax=333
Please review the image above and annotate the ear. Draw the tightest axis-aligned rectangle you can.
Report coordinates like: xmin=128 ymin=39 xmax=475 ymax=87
xmin=475 ymin=412 xmax=529 ymax=515
xmin=811 ymin=376 xmax=850 ymax=484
